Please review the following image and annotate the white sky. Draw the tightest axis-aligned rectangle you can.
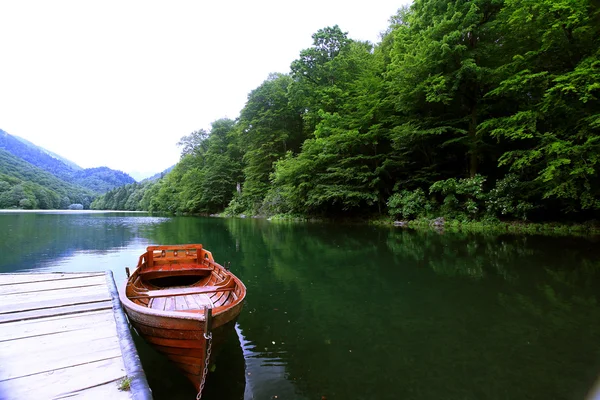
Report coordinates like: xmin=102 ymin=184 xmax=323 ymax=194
xmin=0 ymin=1 xmax=409 ymax=181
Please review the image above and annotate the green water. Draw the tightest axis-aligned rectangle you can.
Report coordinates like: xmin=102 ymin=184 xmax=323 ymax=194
xmin=1 ymin=211 xmax=600 ymax=400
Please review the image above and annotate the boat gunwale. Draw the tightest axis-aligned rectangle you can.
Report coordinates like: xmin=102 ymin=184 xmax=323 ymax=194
xmin=119 ymin=246 xmax=246 ymax=322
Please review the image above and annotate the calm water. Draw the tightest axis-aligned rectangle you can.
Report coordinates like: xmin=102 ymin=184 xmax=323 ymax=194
xmin=1 ymin=211 xmax=600 ymax=400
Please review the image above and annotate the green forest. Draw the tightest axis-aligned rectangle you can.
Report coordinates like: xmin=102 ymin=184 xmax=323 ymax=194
xmin=0 ymin=129 xmax=136 ymax=209
xmin=0 ymin=150 xmax=95 ymax=209
xmin=92 ymin=0 xmax=600 ymax=224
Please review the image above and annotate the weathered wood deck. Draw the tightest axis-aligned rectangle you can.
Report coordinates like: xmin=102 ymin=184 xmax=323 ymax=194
xmin=0 ymin=271 xmax=152 ymax=400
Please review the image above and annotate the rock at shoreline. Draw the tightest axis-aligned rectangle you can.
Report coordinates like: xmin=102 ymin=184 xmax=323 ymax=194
xmin=430 ymin=217 xmax=445 ymax=227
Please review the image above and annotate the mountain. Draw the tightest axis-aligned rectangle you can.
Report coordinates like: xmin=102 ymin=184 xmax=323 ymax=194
xmin=0 ymin=129 xmax=135 ymax=193
xmin=11 ymin=134 xmax=83 ymax=171
xmin=0 ymin=148 xmax=94 ymax=209
xmin=143 ymin=165 xmax=175 ymax=182
xmin=0 ymin=129 xmax=76 ymax=181
xmin=72 ymin=167 xmax=136 ymax=193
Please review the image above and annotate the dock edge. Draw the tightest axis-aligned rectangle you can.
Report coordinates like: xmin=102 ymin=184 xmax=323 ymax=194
xmin=105 ymin=270 xmax=153 ymax=400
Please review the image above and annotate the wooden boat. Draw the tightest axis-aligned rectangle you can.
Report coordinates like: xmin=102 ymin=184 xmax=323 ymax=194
xmin=119 ymin=244 xmax=246 ymax=394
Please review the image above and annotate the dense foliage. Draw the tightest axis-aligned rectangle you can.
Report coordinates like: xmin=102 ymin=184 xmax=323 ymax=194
xmin=0 ymin=149 xmax=94 ymax=209
xmin=71 ymin=167 xmax=135 ymax=193
xmin=93 ymin=0 xmax=600 ymax=222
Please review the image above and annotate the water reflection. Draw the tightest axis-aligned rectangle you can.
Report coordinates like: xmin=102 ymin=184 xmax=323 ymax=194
xmin=1 ymin=213 xmax=600 ymax=399
xmin=0 ymin=211 xmax=165 ymax=273
xmin=237 ymin=324 xmax=304 ymax=400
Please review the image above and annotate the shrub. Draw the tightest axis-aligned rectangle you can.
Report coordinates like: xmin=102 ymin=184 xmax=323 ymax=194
xmin=387 ymin=188 xmax=428 ymax=219
xmin=430 ymin=175 xmax=487 ymax=219
xmin=485 ymin=174 xmax=533 ymax=220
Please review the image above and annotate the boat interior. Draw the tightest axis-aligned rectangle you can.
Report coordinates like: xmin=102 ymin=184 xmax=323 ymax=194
xmin=125 ymin=245 xmax=243 ymax=313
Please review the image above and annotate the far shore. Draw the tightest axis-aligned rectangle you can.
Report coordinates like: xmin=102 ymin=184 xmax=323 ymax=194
xmin=0 ymin=209 xmax=147 ymax=213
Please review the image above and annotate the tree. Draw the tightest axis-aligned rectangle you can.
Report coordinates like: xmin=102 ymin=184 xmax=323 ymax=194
xmin=387 ymin=0 xmax=505 ymax=181
xmin=272 ymin=39 xmax=393 ymax=215
xmin=237 ymin=73 xmax=303 ymax=212
xmin=482 ymin=0 xmax=600 ymax=212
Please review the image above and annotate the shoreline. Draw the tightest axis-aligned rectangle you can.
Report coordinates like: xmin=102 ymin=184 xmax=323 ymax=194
xmin=4 ymin=209 xmax=599 ymax=237
xmin=0 ymin=209 xmax=147 ymax=214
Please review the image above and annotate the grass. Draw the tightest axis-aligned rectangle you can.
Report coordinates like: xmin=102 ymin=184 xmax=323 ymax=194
xmin=117 ymin=376 xmax=132 ymax=392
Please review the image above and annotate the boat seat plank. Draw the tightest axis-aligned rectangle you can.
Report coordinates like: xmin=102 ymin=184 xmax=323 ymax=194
xmin=140 ymin=263 xmax=213 ymax=276
xmin=135 ymin=284 xmax=234 ymax=299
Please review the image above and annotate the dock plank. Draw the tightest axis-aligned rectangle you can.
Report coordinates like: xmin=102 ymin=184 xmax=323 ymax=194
xmin=0 ymin=272 xmax=151 ymax=400
xmin=0 ymin=272 xmax=105 ymax=286
xmin=0 ymin=309 xmax=115 ymax=341
xmin=54 ymin=379 xmax=133 ymax=399
xmin=0 ymin=324 xmax=118 ymax=356
xmin=1 ymin=291 xmax=111 ymax=314
xmin=0 ymin=299 xmax=113 ymax=323
xmin=2 ymin=284 xmax=109 ymax=305
xmin=0 ymin=336 xmax=121 ymax=380
xmin=0 ymin=274 xmax=108 ymax=295
xmin=0 ymin=357 xmax=129 ymax=400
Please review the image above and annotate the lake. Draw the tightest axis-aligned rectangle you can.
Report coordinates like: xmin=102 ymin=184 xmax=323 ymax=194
xmin=1 ymin=211 xmax=600 ymax=400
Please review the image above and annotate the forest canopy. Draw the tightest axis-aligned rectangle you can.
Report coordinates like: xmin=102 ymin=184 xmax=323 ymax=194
xmin=92 ymin=0 xmax=600 ymax=223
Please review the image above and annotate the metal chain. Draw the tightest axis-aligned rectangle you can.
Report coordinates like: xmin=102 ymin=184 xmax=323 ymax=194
xmin=196 ymin=332 xmax=213 ymax=400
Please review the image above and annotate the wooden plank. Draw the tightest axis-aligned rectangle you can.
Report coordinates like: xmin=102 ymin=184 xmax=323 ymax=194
xmin=184 ymin=294 xmax=201 ymax=309
xmin=0 ymin=356 xmax=128 ymax=399
xmin=175 ymin=295 xmax=188 ymax=310
xmin=0 ymin=300 xmax=113 ymax=323
xmin=1 ymin=292 xmax=111 ymax=314
xmin=0 ymin=325 xmax=118 ymax=357
xmin=149 ymin=296 xmax=166 ymax=311
xmin=54 ymin=380 xmax=133 ymax=399
xmin=192 ymin=293 xmax=213 ymax=308
xmin=2 ymin=284 xmax=108 ymax=305
xmin=165 ymin=296 xmax=176 ymax=311
xmin=144 ymin=335 xmax=204 ymax=349
xmin=0 ymin=339 xmax=121 ymax=381
xmin=0 ymin=272 xmax=104 ymax=286
xmin=0 ymin=272 xmax=149 ymax=400
xmin=135 ymin=284 xmax=233 ymax=299
xmin=0 ymin=310 xmax=114 ymax=341
xmin=0 ymin=275 xmax=107 ymax=295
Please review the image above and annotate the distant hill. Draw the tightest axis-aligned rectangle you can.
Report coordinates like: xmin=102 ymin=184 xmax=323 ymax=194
xmin=143 ymin=165 xmax=175 ymax=182
xmin=0 ymin=129 xmax=135 ymax=194
xmin=0 ymin=148 xmax=95 ymax=209
xmin=11 ymin=134 xmax=83 ymax=171
xmin=0 ymin=129 xmax=76 ymax=181
xmin=72 ymin=167 xmax=135 ymax=193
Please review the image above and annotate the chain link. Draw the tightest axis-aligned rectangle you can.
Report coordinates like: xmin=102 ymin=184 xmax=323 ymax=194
xmin=196 ymin=331 xmax=213 ymax=400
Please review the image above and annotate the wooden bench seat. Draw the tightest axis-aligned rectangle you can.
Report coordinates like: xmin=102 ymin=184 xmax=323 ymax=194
xmin=136 ymin=284 xmax=234 ymax=299
xmin=139 ymin=263 xmax=213 ymax=280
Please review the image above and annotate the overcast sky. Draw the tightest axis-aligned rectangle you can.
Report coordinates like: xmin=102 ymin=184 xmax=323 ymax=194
xmin=0 ymin=1 xmax=410 ymax=180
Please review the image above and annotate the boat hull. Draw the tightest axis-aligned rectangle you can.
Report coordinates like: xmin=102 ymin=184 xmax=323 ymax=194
xmin=123 ymin=306 xmax=239 ymax=389
xmin=119 ymin=244 xmax=246 ymax=392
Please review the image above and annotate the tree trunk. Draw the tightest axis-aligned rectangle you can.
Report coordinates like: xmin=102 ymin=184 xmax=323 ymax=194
xmin=469 ymin=104 xmax=478 ymax=178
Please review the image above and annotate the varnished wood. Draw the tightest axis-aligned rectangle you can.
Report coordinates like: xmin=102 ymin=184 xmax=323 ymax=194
xmin=120 ymin=244 xmax=246 ymax=393
xmin=130 ymin=284 xmax=234 ymax=299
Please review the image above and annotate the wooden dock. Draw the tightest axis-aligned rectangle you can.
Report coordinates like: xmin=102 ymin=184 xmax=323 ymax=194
xmin=0 ymin=271 xmax=152 ymax=400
